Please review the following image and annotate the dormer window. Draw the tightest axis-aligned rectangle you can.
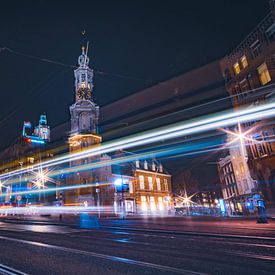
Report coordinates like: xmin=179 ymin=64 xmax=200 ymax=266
xmin=159 ymin=164 xmax=163 ymax=173
xmin=144 ymin=160 xmax=148 ymax=170
xmin=152 ymin=162 xmax=156 ymax=171
xmin=135 ymin=160 xmax=140 ymax=168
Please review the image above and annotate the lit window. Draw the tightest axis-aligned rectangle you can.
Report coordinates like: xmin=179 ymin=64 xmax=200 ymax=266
xmin=28 ymin=157 xmax=34 ymax=164
xmin=141 ymin=196 xmax=147 ymax=211
xmin=139 ymin=175 xmax=144 ymax=189
xmin=156 ymin=178 xmax=161 ymax=191
xmin=148 ymin=177 xmax=153 ymax=190
xmin=233 ymin=62 xmax=241 ymax=75
xmin=240 ymin=164 xmax=244 ymax=174
xmin=150 ymin=196 xmax=156 ymax=211
xmin=81 ymin=82 xmax=85 ymax=89
xmin=129 ymin=181 xmax=133 ymax=193
xmin=164 ymin=179 xmax=168 ymax=191
xmin=158 ymin=197 xmax=164 ymax=211
xmin=240 ymin=55 xmax=248 ymax=69
xmin=257 ymin=63 xmax=271 ymax=85
xmin=135 ymin=160 xmax=140 ymax=168
xmin=152 ymin=162 xmax=156 ymax=171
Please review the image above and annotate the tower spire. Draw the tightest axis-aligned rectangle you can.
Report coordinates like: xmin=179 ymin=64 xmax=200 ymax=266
xmin=74 ymin=41 xmax=94 ymax=101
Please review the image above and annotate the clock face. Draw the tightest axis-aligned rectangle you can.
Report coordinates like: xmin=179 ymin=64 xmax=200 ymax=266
xmin=77 ymin=89 xmax=91 ymax=100
xmin=77 ymin=89 xmax=85 ymax=99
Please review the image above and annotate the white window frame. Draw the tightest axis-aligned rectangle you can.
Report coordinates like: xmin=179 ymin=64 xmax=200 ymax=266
xmin=139 ymin=175 xmax=145 ymax=190
xmin=148 ymin=177 xmax=153 ymax=190
xmin=164 ymin=179 xmax=168 ymax=191
xmin=156 ymin=178 xmax=161 ymax=191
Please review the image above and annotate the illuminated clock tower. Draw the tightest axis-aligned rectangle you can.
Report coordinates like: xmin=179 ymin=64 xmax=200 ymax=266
xmin=65 ymin=45 xmax=113 ymax=207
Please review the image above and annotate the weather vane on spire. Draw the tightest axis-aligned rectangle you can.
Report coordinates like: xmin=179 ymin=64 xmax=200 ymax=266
xmin=78 ymin=30 xmax=90 ymax=68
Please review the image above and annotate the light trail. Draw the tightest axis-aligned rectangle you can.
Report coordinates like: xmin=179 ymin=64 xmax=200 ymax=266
xmin=2 ymin=136 xmax=275 ymax=195
xmin=0 ymin=101 xmax=274 ymax=181
xmin=0 ymin=182 xmax=111 ymax=199
xmin=0 ymin=205 xmax=115 ymax=215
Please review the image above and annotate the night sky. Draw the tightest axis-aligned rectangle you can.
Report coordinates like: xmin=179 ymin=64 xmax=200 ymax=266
xmin=0 ymin=0 xmax=270 ymax=151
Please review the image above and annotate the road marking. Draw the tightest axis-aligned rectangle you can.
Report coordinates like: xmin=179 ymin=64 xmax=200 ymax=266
xmin=102 ymin=226 xmax=275 ymax=242
xmin=0 ymin=264 xmax=29 ymax=275
xmin=0 ymin=235 xmax=206 ymax=275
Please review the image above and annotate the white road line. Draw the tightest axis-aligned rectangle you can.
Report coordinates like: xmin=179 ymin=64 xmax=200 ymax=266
xmin=102 ymin=226 xmax=275 ymax=241
xmin=0 ymin=235 xmax=206 ymax=275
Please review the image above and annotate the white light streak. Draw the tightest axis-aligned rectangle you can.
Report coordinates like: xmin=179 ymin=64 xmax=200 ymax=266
xmin=0 ymin=102 xmax=274 ymax=181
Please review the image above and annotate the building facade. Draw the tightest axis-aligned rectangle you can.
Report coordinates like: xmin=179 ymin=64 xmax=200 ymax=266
xmin=113 ymin=160 xmax=173 ymax=214
xmin=219 ymin=0 xmax=275 ymax=211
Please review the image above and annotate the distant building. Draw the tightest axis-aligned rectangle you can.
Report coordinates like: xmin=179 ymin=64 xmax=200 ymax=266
xmin=113 ymin=159 xmax=172 ymax=214
xmin=218 ymin=155 xmax=245 ymax=215
xmin=219 ymin=0 xmax=275 ymax=211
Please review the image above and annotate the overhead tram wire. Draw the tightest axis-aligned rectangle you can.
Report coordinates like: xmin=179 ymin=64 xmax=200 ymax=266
xmin=0 ymin=46 xmax=153 ymax=83
xmin=2 ymin=45 xmax=272 ymax=127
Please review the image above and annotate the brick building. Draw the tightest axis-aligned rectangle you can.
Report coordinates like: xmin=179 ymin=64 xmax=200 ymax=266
xmin=219 ymin=0 xmax=275 ymax=210
xmin=113 ymin=159 xmax=172 ymax=214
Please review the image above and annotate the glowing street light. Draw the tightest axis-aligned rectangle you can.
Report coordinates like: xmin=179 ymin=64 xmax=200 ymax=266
xmin=30 ymin=166 xmax=55 ymax=190
xmin=114 ymin=178 xmax=123 ymax=186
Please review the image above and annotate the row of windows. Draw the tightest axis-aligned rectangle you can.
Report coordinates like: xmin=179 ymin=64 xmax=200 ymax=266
xmin=248 ymin=132 xmax=273 ymax=159
xmin=140 ymin=196 xmax=167 ymax=211
xmin=231 ymin=62 xmax=272 ymax=101
xmin=222 ymin=163 xmax=233 ymax=175
xmin=223 ymin=184 xmax=238 ymax=200
xmin=224 ymin=173 xmax=236 ymax=186
xmin=233 ymin=62 xmax=271 ymax=86
xmin=233 ymin=55 xmax=248 ymax=75
xmin=138 ymin=175 xmax=169 ymax=191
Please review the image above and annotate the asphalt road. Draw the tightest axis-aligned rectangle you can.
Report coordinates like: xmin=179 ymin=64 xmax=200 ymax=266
xmin=0 ymin=216 xmax=274 ymax=275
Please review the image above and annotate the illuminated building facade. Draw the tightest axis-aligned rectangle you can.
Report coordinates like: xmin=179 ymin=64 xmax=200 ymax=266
xmin=133 ymin=160 xmax=172 ymax=213
xmin=115 ymin=160 xmax=172 ymax=214
xmin=219 ymin=0 xmax=275 ymax=210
